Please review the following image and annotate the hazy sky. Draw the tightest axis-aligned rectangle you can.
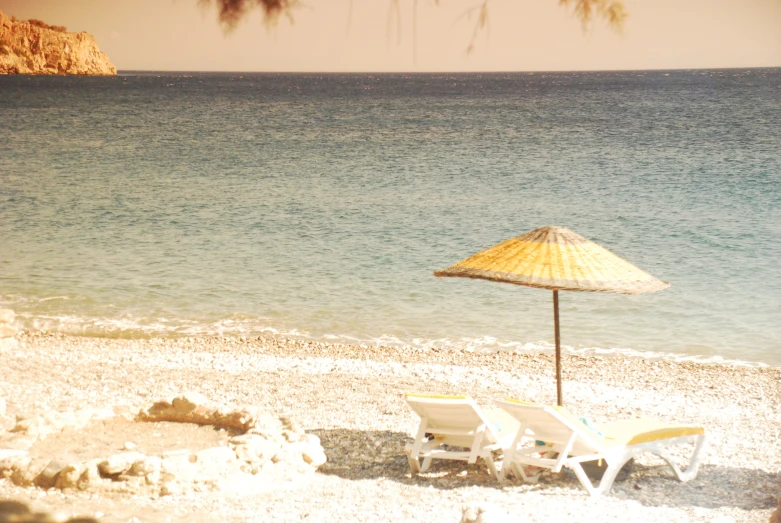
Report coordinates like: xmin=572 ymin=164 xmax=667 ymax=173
xmin=1 ymin=0 xmax=780 ymax=72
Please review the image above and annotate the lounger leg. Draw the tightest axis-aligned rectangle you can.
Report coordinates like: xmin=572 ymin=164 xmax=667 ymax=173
xmin=510 ymin=462 xmax=523 ymax=481
xmin=680 ymin=434 xmax=708 ymax=481
xmin=661 ymin=434 xmax=708 ymax=482
xmin=515 ymin=463 xmax=542 ymax=484
xmin=499 ymin=423 xmax=526 ymax=481
xmin=569 ymin=462 xmax=601 ymax=496
xmin=407 ymin=452 xmax=421 ymax=474
xmin=484 ymin=452 xmax=499 ymax=480
xmin=467 ymin=425 xmax=486 ymax=464
xmin=420 ymin=456 xmax=433 ymax=473
xmin=592 ymin=458 xmax=630 ymax=496
xmin=407 ymin=419 xmax=429 ymax=475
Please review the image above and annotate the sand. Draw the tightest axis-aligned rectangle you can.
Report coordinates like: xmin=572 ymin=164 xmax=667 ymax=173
xmin=0 ymin=331 xmax=779 ymax=522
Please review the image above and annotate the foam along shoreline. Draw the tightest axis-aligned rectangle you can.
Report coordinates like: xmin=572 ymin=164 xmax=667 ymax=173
xmin=1 ymin=331 xmax=779 ymax=522
xmin=8 ymin=310 xmax=779 ymax=368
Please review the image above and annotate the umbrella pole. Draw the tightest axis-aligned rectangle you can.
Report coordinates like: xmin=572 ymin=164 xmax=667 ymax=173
xmin=553 ymin=290 xmax=562 ymax=406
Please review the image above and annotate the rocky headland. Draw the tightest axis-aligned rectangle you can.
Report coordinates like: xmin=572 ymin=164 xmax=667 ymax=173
xmin=0 ymin=10 xmax=116 ymax=75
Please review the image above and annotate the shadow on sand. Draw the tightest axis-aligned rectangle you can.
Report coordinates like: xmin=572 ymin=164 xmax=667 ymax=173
xmin=310 ymin=427 xmax=779 ymax=511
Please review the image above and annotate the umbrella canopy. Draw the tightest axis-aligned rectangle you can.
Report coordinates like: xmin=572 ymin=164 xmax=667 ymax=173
xmin=435 ymin=225 xmax=669 ymax=405
xmin=435 ymin=226 xmax=669 ymax=294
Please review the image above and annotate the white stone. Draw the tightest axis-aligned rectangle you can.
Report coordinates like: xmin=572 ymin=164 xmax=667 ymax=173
xmin=0 ymin=454 xmax=30 ymax=480
xmin=300 ymin=444 xmax=327 ymax=467
xmin=37 ymin=457 xmax=70 ymax=488
xmin=0 ymin=449 xmax=27 ymax=461
xmin=233 ymin=444 xmax=260 ymax=464
xmin=85 ymin=407 xmax=116 ymax=423
xmin=460 ymin=504 xmax=511 ymax=523
xmin=0 ymin=309 xmax=14 ymax=324
xmin=55 ymin=463 xmax=85 ymax=489
xmin=282 ymin=429 xmax=300 ymax=442
xmin=160 ymin=452 xmax=197 ymax=483
xmin=248 ymin=412 xmax=284 ymax=433
xmin=144 ymin=469 xmax=161 ymax=485
xmin=44 ymin=410 xmax=77 ymax=431
xmin=11 ymin=417 xmax=42 ymax=438
xmin=11 ymin=456 xmax=47 ymax=486
xmin=0 ymin=324 xmax=17 ymax=339
xmin=302 ymin=433 xmax=321 ymax=447
xmin=272 ymin=447 xmax=310 ymax=474
xmin=247 ymin=436 xmax=280 ymax=459
xmin=1 ymin=436 xmax=35 ymax=452
xmin=98 ymin=452 xmax=146 ymax=476
xmin=78 ymin=460 xmax=103 ymax=490
xmin=194 ymin=445 xmax=236 ymax=463
xmin=160 ymin=481 xmax=183 ymax=496
xmin=192 ymin=446 xmax=240 ymax=478
xmin=129 ymin=456 xmax=162 ymax=477
xmin=161 ymin=449 xmax=191 ymax=458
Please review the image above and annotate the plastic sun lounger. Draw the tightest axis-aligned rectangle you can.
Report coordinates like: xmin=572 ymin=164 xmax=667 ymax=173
xmin=494 ymin=399 xmax=708 ymax=496
xmin=403 ymin=393 xmax=519 ymax=480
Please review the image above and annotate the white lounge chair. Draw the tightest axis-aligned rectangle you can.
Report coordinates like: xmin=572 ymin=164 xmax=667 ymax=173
xmin=403 ymin=393 xmax=519 ymax=479
xmin=495 ymin=399 xmax=708 ymax=496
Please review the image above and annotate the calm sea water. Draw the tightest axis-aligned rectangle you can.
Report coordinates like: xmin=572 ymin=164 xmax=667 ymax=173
xmin=1 ymin=70 xmax=779 ymax=365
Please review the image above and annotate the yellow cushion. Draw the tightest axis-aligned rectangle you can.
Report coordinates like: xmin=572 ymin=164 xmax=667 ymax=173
xmin=552 ymin=408 xmax=704 ymax=447
xmin=595 ymin=418 xmax=705 ymax=447
xmin=502 ymin=399 xmax=704 ymax=449
xmin=405 ymin=393 xmax=469 ymax=400
xmin=501 ymin=398 xmax=542 ymax=407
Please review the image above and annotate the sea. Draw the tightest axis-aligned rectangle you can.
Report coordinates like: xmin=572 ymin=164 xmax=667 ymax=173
xmin=1 ymin=69 xmax=779 ymax=366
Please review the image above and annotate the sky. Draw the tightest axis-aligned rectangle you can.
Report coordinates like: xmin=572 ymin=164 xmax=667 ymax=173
xmin=0 ymin=0 xmax=780 ymax=72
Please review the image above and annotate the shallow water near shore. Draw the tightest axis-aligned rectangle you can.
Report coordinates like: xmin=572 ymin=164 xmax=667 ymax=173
xmin=1 ymin=69 xmax=780 ymax=365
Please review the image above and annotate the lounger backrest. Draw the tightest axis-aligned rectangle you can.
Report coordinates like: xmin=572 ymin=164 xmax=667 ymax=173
xmin=405 ymin=393 xmax=498 ymax=443
xmin=496 ymin=399 xmax=604 ymax=455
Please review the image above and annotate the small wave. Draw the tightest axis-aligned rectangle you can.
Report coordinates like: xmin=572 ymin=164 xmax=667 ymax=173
xmin=10 ymin=313 xmax=775 ymax=368
xmin=13 ymin=313 xmax=310 ymax=341
xmin=1 ymin=294 xmax=75 ymax=306
xmin=566 ymin=345 xmax=769 ymax=368
xmin=270 ymin=333 xmax=773 ymax=368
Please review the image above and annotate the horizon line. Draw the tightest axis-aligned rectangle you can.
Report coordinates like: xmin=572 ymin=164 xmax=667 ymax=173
xmin=114 ymin=65 xmax=781 ymax=75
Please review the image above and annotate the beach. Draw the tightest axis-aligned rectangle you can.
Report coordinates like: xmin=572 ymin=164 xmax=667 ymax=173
xmin=1 ymin=332 xmax=779 ymax=522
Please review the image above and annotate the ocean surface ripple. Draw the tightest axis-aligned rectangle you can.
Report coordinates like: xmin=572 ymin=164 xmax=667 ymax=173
xmin=1 ymin=69 xmax=779 ymax=365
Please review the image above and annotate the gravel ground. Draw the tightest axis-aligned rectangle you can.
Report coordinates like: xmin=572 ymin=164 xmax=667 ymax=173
xmin=1 ymin=332 xmax=779 ymax=523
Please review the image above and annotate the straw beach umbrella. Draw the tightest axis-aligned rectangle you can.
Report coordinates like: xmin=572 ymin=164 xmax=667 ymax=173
xmin=435 ymin=225 xmax=669 ymax=406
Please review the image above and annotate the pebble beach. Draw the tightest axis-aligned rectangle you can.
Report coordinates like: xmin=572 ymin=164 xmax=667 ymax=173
xmin=0 ymin=332 xmax=779 ymax=522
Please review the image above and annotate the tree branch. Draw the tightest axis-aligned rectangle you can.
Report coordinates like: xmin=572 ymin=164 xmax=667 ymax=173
xmin=201 ymin=0 xmax=627 ymax=47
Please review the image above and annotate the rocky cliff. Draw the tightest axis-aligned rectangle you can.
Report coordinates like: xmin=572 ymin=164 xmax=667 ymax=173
xmin=0 ymin=10 xmax=116 ymax=75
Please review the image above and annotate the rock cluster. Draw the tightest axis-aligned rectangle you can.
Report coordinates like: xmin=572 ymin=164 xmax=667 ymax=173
xmin=0 ymin=393 xmax=326 ymax=497
xmin=0 ymin=310 xmax=17 ymax=351
xmin=460 ymin=504 xmax=516 ymax=523
xmin=0 ymin=499 xmax=97 ymax=523
xmin=0 ymin=10 xmax=116 ymax=75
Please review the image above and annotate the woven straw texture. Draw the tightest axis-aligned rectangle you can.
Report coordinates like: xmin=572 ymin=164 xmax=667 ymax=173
xmin=434 ymin=226 xmax=669 ymax=294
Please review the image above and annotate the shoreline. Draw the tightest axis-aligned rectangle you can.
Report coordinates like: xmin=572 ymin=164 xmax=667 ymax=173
xmin=1 ymin=332 xmax=779 ymax=522
xmin=8 ymin=324 xmax=780 ymax=368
